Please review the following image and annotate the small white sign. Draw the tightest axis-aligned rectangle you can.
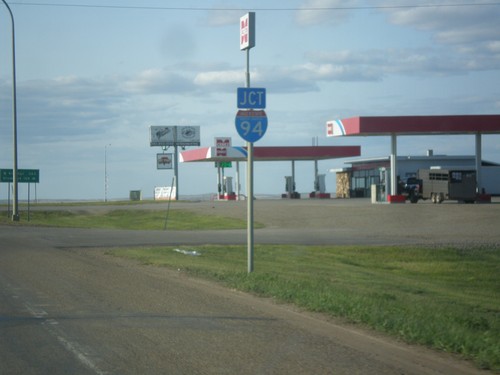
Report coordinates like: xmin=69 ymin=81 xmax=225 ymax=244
xmin=157 ymin=153 xmax=173 ymax=169
xmin=154 ymin=186 xmax=176 ymax=200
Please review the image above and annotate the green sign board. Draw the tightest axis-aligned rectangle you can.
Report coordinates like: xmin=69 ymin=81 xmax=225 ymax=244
xmin=0 ymin=169 xmax=40 ymax=183
xmin=215 ymin=162 xmax=232 ymax=169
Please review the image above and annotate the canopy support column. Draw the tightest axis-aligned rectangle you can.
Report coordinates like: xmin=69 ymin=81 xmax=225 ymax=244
xmin=236 ymin=161 xmax=241 ymax=200
xmin=390 ymin=133 xmax=398 ymax=196
xmin=475 ymin=133 xmax=482 ymax=193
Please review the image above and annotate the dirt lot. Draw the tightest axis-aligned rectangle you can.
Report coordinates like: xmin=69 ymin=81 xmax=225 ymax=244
xmin=167 ymin=197 xmax=500 ymax=246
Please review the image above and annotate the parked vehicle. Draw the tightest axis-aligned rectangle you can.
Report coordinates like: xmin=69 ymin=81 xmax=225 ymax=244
xmin=409 ymin=168 xmax=477 ymax=204
xmin=402 ymin=177 xmax=423 ymax=203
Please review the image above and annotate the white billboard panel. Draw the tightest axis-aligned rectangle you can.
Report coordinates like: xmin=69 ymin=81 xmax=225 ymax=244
xmin=177 ymin=126 xmax=200 ymax=146
xmin=150 ymin=126 xmax=174 ymax=146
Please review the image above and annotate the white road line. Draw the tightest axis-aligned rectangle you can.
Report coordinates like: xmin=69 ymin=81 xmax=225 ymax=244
xmin=54 ymin=334 xmax=109 ymax=375
xmin=22 ymin=301 xmax=108 ymax=375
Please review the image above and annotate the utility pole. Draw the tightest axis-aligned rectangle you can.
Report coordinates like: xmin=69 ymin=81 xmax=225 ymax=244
xmin=1 ymin=0 xmax=20 ymax=221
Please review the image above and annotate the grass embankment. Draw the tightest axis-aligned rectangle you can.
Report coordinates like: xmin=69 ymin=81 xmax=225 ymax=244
xmin=109 ymin=244 xmax=500 ymax=371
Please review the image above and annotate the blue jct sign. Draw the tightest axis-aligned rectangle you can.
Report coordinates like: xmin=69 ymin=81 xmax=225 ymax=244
xmin=235 ymin=110 xmax=268 ymax=143
xmin=237 ymin=87 xmax=266 ymax=109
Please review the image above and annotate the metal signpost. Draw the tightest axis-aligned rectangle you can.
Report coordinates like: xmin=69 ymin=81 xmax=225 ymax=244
xmin=1 ymin=0 xmax=20 ymax=221
xmin=237 ymin=12 xmax=267 ymax=273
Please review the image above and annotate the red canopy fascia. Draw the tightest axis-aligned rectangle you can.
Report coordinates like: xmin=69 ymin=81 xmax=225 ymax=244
xmin=180 ymin=146 xmax=361 ymax=162
xmin=252 ymin=146 xmax=360 ymax=161
xmin=327 ymin=115 xmax=500 ymax=136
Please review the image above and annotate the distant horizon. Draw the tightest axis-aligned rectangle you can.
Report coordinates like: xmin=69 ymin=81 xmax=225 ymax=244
xmin=1 ymin=1 xmax=499 ymax=200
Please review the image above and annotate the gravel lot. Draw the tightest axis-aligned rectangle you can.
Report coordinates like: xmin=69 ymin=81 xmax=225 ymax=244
xmin=165 ymin=197 xmax=500 ymax=246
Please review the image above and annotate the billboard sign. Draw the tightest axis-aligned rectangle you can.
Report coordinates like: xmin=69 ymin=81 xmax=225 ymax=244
xmin=150 ymin=126 xmax=174 ymax=146
xmin=150 ymin=126 xmax=200 ymax=146
xmin=157 ymin=153 xmax=173 ymax=169
xmin=240 ymin=12 xmax=255 ymax=50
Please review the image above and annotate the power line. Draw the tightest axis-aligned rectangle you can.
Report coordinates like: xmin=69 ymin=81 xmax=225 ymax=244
xmin=8 ymin=1 xmax=500 ymax=12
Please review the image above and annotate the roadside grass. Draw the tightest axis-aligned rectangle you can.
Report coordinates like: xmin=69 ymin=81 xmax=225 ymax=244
xmin=109 ymin=244 xmax=500 ymax=371
xmin=0 ymin=209 xmax=255 ymax=230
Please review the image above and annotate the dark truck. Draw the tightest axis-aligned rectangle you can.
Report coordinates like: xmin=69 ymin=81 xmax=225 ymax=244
xmin=404 ymin=168 xmax=477 ymax=204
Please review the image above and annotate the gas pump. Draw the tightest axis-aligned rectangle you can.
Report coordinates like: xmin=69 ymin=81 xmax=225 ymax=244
xmin=223 ymin=176 xmax=236 ymax=200
xmin=310 ymin=174 xmax=330 ymax=198
xmin=378 ymin=168 xmax=390 ymax=202
xmin=315 ymin=174 xmax=326 ymax=194
xmin=283 ymin=176 xmax=299 ymax=199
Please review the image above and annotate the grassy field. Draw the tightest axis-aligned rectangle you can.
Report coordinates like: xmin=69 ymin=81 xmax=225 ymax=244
xmin=109 ymin=244 xmax=500 ymax=371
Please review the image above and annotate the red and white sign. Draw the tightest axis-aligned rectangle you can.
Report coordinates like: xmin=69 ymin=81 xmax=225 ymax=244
xmin=240 ymin=12 xmax=255 ymax=50
xmin=216 ymin=148 xmax=227 ymax=157
xmin=326 ymin=121 xmax=334 ymax=137
xmin=215 ymin=137 xmax=232 ymax=148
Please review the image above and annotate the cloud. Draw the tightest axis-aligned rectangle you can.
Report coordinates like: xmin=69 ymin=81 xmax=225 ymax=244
xmin=122 ymin=68 xmax=196 ymax=94
xmin=306 ymin=46 xmax=497 ymax=78
xmin=380 ymin=1 xmax=500 ymax=68
xmin=194 ymin=69 xmax=244 ymax=86
xmin=201 ymin=8 xmax=243 ymax=27
xmin=295 ymin=0 xmax=360 ymax=26
xmin=161 ymin=25 xmax=197 ymax=60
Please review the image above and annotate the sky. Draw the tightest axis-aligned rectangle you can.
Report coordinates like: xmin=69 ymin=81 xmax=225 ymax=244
xmin=1 ymin=0 xmax=499 ymax=200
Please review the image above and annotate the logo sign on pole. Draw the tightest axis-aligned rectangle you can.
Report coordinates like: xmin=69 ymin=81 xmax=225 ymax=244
xmin=156 ymin=153 xmax=173 ymax=170
xmin=240 ymin=12 xmax=255 ymax=50
xmin=235 ymin=109 xmax=268 ymax=143
xmin=237 ymin=87 xmax=266 ymax=109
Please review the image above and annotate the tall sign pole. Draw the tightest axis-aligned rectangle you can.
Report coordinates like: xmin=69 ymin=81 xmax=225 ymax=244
xmin=173 ymin=127 xmax=179 ymax=200
xmin=1 ymin=0 xmax=19 ymax=221
xmin=237 ymin=12 xmax=268 ymax=273
xmin=246 ymin=46 xmax=254 ymax=274
xmin=242 ymin=12 xmax=254 ymax=273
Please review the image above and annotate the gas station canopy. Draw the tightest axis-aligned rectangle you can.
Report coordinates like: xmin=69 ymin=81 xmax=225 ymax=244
xmin=327 ymin=115 xmax=500 ymax=137
xmin=326 ymin=114 xmax=500 ymax=197
xmin=180 ymin=146 xmax=361 ymax=163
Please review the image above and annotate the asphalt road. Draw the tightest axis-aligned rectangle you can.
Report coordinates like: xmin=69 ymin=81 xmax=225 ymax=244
xmin=1 ymin=198 xmax=498 ymax=374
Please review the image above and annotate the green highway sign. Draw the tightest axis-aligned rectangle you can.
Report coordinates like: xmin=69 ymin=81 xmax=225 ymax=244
xmin=0 ymin=169 xmax=40 ymax=183
xmin=215 ymin=162 xmax=232 ymax=168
